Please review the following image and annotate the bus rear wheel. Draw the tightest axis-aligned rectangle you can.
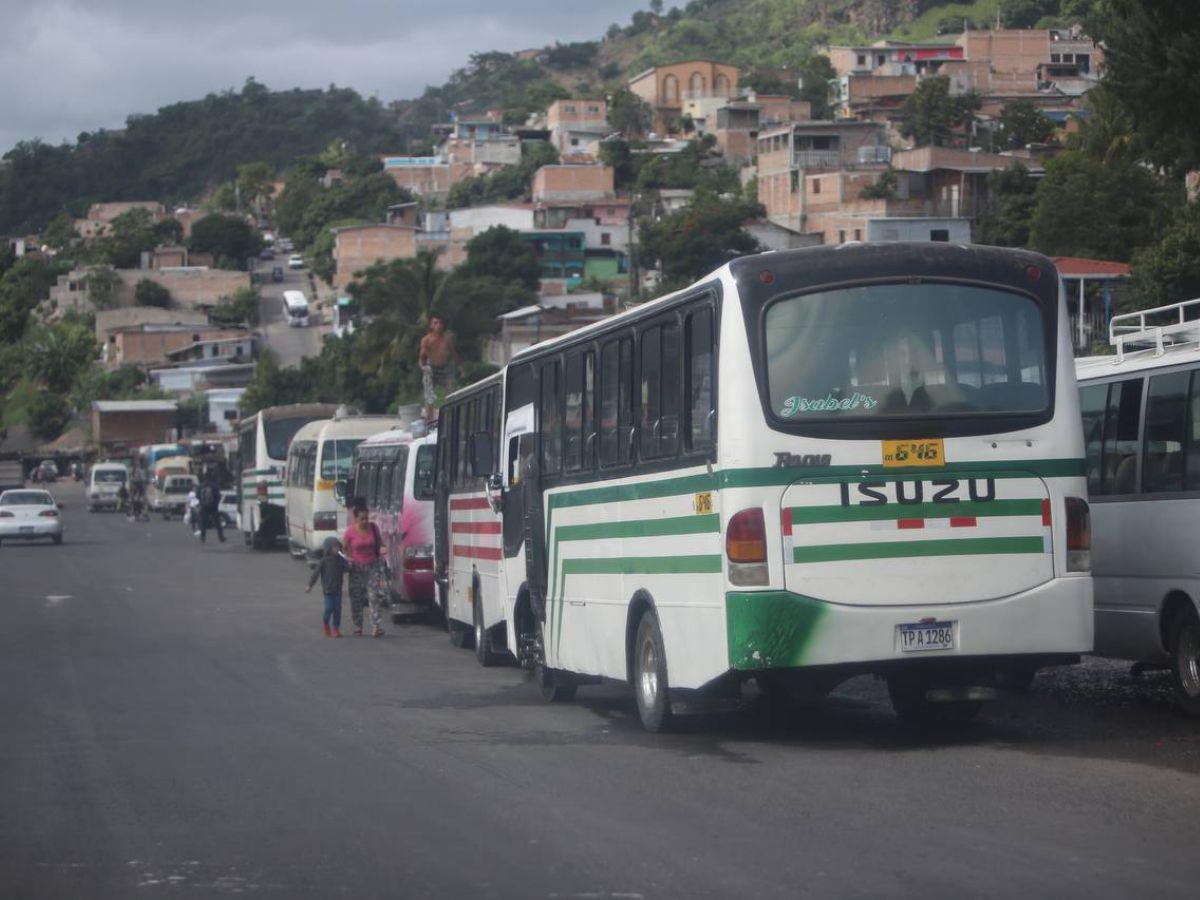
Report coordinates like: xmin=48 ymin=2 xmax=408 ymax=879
xmin=473 ymin=592 xmax=500 ymax=667
xmin=633 ymin=611 xmax=673 ymax=732
xmin=1169 ymin=607 xmax=1200 ymax=716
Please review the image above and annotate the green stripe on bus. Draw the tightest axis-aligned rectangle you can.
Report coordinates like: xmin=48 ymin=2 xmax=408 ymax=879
xmin=561 ymin=554 xmax=723 ymax=578
xmin=790 ymin=498 xmax=1044 ymax=525
xmin=726 ymin=591 xmax=828 ymax=670
xmin=548 ymin=471 xmax=717 ymax=511
xmin=792 ymin=536 xmax=1046 ymax=564
xmin=556 ymin=514 xmax=719 ymax=542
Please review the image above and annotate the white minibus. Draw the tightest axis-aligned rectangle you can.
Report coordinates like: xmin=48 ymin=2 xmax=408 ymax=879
xmin=1076 ymin=298 xmax=1200 ymax=714
xmin=237 ymin=403 xmax=337 ymax=548
xmin=437 ymin=243 xmax=1093 ymax=731
xmin=282 ymin=290 xmax=310 ymax=327
xmin=284 ymin=413 xmax=407 ymax=559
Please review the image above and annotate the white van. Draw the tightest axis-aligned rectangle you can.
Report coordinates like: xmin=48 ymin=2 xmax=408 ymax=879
xmin=87 ymin=462 xmax=129 ymax=512
xmin=151 ymin=474 xmax=197 ymax=519
xmin=282 ymin=290 xmax=309 ymax=327
xmin=284 ymin=413 xmax=408 ymax=559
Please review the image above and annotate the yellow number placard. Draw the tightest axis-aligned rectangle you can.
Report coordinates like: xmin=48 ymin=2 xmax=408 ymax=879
xmin=882 ymin=438 xmax=945 ymax=468
xmin=693 ymin=491 xmax=713 ymax=514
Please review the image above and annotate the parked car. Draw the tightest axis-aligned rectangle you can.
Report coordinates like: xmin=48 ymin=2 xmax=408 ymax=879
xmin=260 ymin=247 xmax=276 ymax=260
xmin=151 ymin=474 xmax=197 ymax=519
xmin=0 ymin=489 xmax=63 ymax=545
xmin=32 ymin=460 xmax=58 ymax=483
xmin=287 ymin=254 xmax=304 ymax=270
xmin=219 ymin=491 xmax=238 ymax=528
xmin=271 ymin=266 xmax=284 ymax=283
xmin=87 ymin=463 xmax=128 ymax=512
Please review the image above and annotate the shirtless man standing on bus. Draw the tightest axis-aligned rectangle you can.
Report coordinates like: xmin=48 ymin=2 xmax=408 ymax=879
xmin=419 ymin=316 xmax=462 ymax=419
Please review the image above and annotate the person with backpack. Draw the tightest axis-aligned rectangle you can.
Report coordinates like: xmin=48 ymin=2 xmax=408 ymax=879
xmin=343 ymin=497 xmax=386 ymax=637
xmin=198 ymin=472 xmax=225 ymax=544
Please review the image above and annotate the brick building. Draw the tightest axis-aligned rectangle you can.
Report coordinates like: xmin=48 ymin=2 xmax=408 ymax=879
xmin=91 ymin=400 xmax=177 ymax=453
xmin=628 ymin=60 xmax=740 ymax=134
xmin=531 ymin=165 xmax=614 ymax=202
xmin=331 ymin=224 xmax=418 ymax=288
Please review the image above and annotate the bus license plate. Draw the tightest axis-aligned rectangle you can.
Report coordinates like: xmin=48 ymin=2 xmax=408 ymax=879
xmin=898 ymin=621 xmax=955 ymax=652
xmin=882 ymin=438 xmax=944 ymax=467
xmin=19 ymin=526 xmax=34 ymax=534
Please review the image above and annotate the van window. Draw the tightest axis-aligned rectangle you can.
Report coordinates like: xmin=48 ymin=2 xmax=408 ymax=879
xmin=391 ymin=447 xmax=408 ymax=507
xmin=1079 ymin=383 xmax=1107 ymax=495
xmin=1102 ymin=379 xmax=1142 ymax=494
xmin=1143 ymin=371 xmax=1189 ymax=493
xmin=414 ymin=445 xmax=437 ymax=501
xmin=564 ymin=350 xmax=595 ymax=472
xmin=639 ymin=319 xmax=680 ymax=459
xmin=375 ymin=462 xmax=393 ymax=509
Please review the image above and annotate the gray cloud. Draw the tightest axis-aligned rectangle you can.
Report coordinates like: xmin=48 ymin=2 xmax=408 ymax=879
xmin=0 ymin=0 xmax=646 ymax=152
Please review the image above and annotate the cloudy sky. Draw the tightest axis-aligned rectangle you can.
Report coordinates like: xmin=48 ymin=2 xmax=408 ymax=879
xmin=0 ymin=0 xmax=648 ymax=152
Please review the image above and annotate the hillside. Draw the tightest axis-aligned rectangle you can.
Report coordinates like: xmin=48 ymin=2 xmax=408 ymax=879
xmin=0 ymin=80 xmax=404 ymax=234
xmin=1 ymin=1 xmax=1094 ymax=234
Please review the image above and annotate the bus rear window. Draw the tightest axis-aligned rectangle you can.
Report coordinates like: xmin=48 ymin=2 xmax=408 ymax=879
xmin=320 ymin=439 xmax=362 ymax=480
xmin=265 ymin=418 xmax=312 ymax=461
xmin=764 ymin=283 xmax=1048 ymax=422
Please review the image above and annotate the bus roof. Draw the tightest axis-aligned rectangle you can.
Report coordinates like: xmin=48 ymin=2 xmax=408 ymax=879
xmin=1076 ymin=343 xmax=1200 ymax=379
xmin=283 ymin=290 xmax=309 ymax=310
xmin=241 ymin=403 xmax=339 ymax=428
xmin=291 ymin=415 xmax=409 ymax=444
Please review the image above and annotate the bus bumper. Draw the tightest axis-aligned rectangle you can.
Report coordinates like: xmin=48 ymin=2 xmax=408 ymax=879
xmin=726 ymin=575 xmax=1092 ymax=671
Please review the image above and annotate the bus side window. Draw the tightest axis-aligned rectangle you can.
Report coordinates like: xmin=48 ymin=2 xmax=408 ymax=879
xmin=1102 ymin=379 xmax=1143 ymax=495
xmin=540 ymin=359 xmax=563 ymax=476
xmin=685 ymin=306 xmax=715 ymax=452
xmin=564 ymin=351 xmax=594 ymax=472
xmin=639 ymin=320 xmax=679 ymax=459
xmin=1142 ymin=371 xmax=1189 ymax=493
xmin=1079 ymin=383 xmax=1107 ymax=495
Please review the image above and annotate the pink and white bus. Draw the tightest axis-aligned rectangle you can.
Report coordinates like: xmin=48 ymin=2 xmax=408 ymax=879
xmin=349 ymin=428 xmax=439 ymax=619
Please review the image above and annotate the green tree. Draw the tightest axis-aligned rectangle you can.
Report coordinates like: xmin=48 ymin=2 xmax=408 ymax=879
xmin=154 ymin=217 xmax=184 ymax=245
xmin=980 ymin=163 xmax=1039 ymax=248
xmin=860 ymin=169 xmax=898 ymax=200
xmin=85 ymin=267 xmax=120 ymax=310
xmin=639 ymin=194 xmax=762 ymax=288
xmin=1095 ymin=0 xmax=1200 ymax=171
xmin=460 ymin=226 xmax=540 ymax=290
xmin=1129 ymin=202 xmax=1200 ymax=309
xmin=24 ymin=321 xmax=97 ymax=393
xmin=0 ymin=256 xmax=61 ymax=343
xmin=27 ymin=392 xmax=70 ymax=441
xmin=899 ymin=77 xmax=981 ymax=148
xmin=236 ymin=161 xmax=275 ymax=216
xmin=134 ymin=278 xmax=171 ymax=308
xmin=995 ymin=100 xmax=1056 ymax=149
xmin=91 ymin=207 xmax=157 ymax=268
xmin=797 ymin=54 xmax=837 ymax=120
xmin=188 ymin=214 xmax=263 ymax=269
xmin=608 ymin=88 xmax=654 ymax=137
xmin=209 ymin=286 xmax=261 ymax=326
xmin=1029 ymin=151 xmax=1180 ymax=261
xmin=41 ymin=212 xmax=79 ymax=251
xmin=1002 ymin=0 xmax=1056 ymax=28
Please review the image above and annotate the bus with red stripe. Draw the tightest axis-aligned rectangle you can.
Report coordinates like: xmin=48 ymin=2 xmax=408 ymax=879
xmin=434 ymin=244 xmax=1093 ymax=731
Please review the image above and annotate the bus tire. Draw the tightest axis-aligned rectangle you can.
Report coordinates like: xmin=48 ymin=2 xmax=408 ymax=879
xmin=887 ymin=674 xmax=981 ymax=728
xmin=473 ymin=586 xmax=500 ymax=667
xmin=537 ymin=663 xmax=577 ymax=703
xmin=632 ymin=610 xmax=673 ymax=733
xmin=1168 ymin=606 xmax=1200 ymax=716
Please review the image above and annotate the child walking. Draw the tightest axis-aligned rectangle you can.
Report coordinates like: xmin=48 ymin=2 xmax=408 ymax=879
xmin=306 ymin=536 xmax=348 ymax=637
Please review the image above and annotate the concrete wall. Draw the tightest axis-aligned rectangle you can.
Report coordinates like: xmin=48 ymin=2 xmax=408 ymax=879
xmin=109 ymin=327 xmax=245 ymax=368
xmin=332 ymin=226 xmax=418 ymax=288
xmin=531 ymin=165 xmax=614 ymax=201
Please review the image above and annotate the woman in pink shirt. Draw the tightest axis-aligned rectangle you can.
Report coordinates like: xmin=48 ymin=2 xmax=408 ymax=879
xmin=343 ymin=498 xmax=386 ymax=636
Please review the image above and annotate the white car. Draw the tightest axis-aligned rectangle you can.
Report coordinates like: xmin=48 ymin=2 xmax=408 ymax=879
xmin=0 ymin=489 xmax=63 ymax=545
xmin=219 ymin=491 xmax=238 ymax=527
xmin=287 ymin=254 xmax=304 ymax=269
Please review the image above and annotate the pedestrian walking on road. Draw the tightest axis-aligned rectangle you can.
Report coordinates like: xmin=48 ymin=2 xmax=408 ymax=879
xmin=306 ymin=536 xmax=348 ymax=637
xmin=343 ymin=498 xmax=387 ymax=637
xmin=198 ymin=472 xmax=225 ymax=544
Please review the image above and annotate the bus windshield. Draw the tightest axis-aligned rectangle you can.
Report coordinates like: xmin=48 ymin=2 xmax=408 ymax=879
xmin=320 ymin=439 xmax=362 ymax=480
xmin=265 ymin=418 xmax=312 ymax=461
xmin=764 ymin=283 xmax=1048 ymax=421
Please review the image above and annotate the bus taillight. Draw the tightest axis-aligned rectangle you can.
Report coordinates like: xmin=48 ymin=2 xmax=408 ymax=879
xmin=256 ymin=480 xmax=268 ymax=500
xmin=1065 ymin=497 xmax=1090 ymax=572
xmin=404 ymin=544 xmax=434 ymax=570
xmin=727 ymin=508 xmax=768 ymax=586
xmin=313 ymin=511 xmax=338 ymax=531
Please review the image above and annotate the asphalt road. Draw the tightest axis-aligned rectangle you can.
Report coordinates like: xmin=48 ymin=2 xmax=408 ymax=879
xmin=3 ymin=481 xmax=1200 ymax=899
xmin=254 ymin=260 xmax=321 ymax=368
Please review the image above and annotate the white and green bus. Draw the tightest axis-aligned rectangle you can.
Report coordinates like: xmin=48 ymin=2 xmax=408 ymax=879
xmin=437 ymin=243 xmax=1093 ymax=730
xmin=237 ymin=403 xmax=337 ymax=549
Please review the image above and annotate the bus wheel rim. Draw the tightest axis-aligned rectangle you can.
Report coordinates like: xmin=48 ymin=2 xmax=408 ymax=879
xmin=1180 ymin=625 xmax=1200 ymax=698
xmin=639 ymin=636 xmax=659 ymax=709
